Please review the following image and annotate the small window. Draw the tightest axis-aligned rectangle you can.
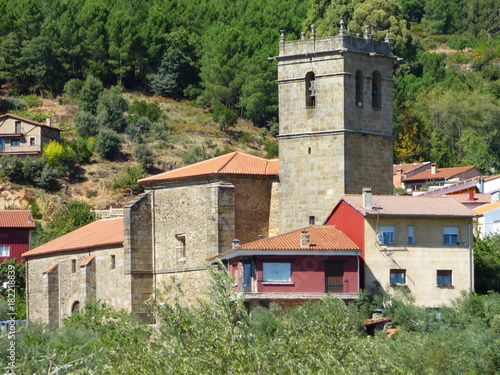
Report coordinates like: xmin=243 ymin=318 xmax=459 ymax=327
xmin=71 ymin=259 xmax=76 ymax=273
xmin=263 ymin=262 xmax=292 ymax=283
xmin=378 ymin=226 xmax=395 ymax=245
xmin=372 ymin=71 xmax=382 ymax=109
xmin=437 ymin=270 xmax=452 ymax=286
xmin=11 ymin=138 xmax=20 ymax=146
xmin=305 ymin=72 xmax=316 ymax=107
xmin=176 ymin=234 xmax=186 ymax=258
xmin=390 ymin=269 xmax=406 ymax=285
xmin=71 ymin=301 xmax=80 ymax=313
xmin=110 ymin=255 xmax=116 ymax=270
xmin=30 ymin=137 xmax=35 ymax=146
xmin=355 ymin=70 xmax=363 ymax=107
xmin=408 ymin=226 xmax=414 ymax=245
xmin=15 ymin=121 xmax=21 ymax=133
xmin=308 ymin=147 xmax=311 ymax=155
xmin=0 ymin=245 xmax=10 ymax=257
xmin=443 ymin=227 xmax=459 ymax=245
xmin=309 ymin=216 xmax=315 ymax=225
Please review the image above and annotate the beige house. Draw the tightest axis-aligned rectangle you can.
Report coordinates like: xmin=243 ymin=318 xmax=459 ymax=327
xmin=325 ymin=190 xmax=476 ymax=307
xmin=0 ymin=113 xmax=61 ymax=156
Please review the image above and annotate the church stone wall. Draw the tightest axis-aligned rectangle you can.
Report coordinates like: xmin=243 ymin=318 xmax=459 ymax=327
xmin=277 ymin=34 xmax=394 ymax=233
xmin=26 ymin=245 xmax=129 ymax=327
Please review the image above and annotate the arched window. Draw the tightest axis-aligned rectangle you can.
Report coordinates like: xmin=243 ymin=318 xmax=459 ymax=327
xmin=305 ymin=72 xmax=316 ymax=107
xmin=355 ymin=70 xmax=363 ymax=108
xmin=71 ymin=301 xmax=80 ymax=313
xmin=372 ymin=71 xmax=382 ymax=109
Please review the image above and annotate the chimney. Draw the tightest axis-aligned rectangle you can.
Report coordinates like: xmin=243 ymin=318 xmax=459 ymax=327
xmin=398 ymin=168 xmax=404 ymax=176
xmin=431 ymin=163 xmax=437 ymax=174
xmin=300 ymin=230 xmax=310 ymax=248
xmin=468 ymin=190 xmax=475 ymax=202
xmin=362 ymin=187 xmax=372 ymax=210
xmin=231 ymin=239 xmax=240 ymax=249
xmin=46 ymin=117 xmax=51 ymax=127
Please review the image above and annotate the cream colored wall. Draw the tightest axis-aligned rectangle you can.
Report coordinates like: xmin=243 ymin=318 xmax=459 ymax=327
xmin=363 ymin=216 xmax=473 ymax=307
xmin=26 ymin=245 xmax=130 ymax=326
xmin=0 ymin=118 xmax=44 ymax=154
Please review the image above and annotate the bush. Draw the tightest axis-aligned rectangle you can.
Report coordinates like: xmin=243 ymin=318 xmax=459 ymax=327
xmin=97 ymin=86 xmax=128 ymax=132
xmin=34 ymin=164 xmax=59 ymax=190
xmin=111 ymin=165 xmax=145 ymax=195
xmin=18 ymin=94 xmax=42 ymax=108
xmin=74 ymin=111 xmax=99 ymax=138
xmin=126 ymin=116 xmax=152 ymax=143
xmin=95 ymin=129 xmax=122 ymax=160
xmin=134 ymin=144 xmax=154 ymax=169
xmin=264 ymin=140 xmax=278 ymax=158
xmin=63 ymin=79 xmax=84 ymax=99
xmin=78 ymin=75 xmax=104 ymax=115
xmin=128 ymin=100 xmax=162 ymax=122
xmin=212 ymin=104 xmax=238 ymax=132
xmin=0 ymin=155 xmax=24 ymax=180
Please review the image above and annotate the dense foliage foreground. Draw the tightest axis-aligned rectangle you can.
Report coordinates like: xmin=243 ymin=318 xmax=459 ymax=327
xmin=1 ymin=266 xmax=499 ymax=374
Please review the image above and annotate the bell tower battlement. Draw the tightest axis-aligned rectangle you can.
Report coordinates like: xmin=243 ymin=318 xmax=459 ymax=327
xmin=273 ymin=25 xmax=394 ymax=233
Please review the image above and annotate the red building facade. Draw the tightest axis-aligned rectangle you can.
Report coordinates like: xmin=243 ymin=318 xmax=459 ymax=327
xmin=0 ymin=210 xmax=36 ymax=262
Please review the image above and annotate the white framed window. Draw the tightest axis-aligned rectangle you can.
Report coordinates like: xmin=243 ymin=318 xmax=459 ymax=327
xmin=437 ymin=270 xmax=452 ymax=286
xmin=390 ymin=269 xmax=406 ymax=285
xmin=175 ymin=234 xmax=186 ymax=258
xmin=263 ymin=262 xmax=292 ymax=283
xmin=443 ymin=227 xmax=459 ymax=245
xmin=0 ymin=245 xmax=10 ymax=257
xmin=407 ymin=225 xmax=414 ymax=245
xmin=378 ymin=226 xmax=395 ymax=244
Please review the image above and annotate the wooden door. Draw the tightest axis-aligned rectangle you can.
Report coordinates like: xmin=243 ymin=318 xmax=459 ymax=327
xmin=325 ymin=262 xmax=344 ymax=293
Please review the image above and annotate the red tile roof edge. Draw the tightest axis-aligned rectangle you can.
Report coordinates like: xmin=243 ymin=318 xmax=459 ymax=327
xmin=43 ymin=262 xmax=58 ymax=274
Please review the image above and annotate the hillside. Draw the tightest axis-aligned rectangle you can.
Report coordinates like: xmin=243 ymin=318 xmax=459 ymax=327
xmin=0 ymin=93 xmax=274 ymax=214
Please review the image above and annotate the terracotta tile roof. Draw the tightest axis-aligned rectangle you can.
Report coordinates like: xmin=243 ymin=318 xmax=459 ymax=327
xmin=449 ymin=194 xmax=491 ymax=205
xmin=484 ymin=174 xmax=500 ymax=182
xmin=138 ymin=152 xmax=278 ymax=184
xmin=43 ymin=262 xmax=58 ymax=274
xmin=473 ymin=201 xmax=500 ymax=215
xmin=340 ymin=195 xmax=476 ymax=217
xmin=228 ymin=226 xmax=360 ymax=254
xmin=0 ymin=210 xmax=36 ymax=228
xmin=0 ymin=113 xmax=61 ymax=130
xmin=403 ymin=166 xmax=481 ymax=182
xmin=392 ymin=162 xmax=430 ymax=175
xmin=23 ymin=218 xmax=123 ymax=258
xmin=80 ymin=255 xmax=95 ymax=267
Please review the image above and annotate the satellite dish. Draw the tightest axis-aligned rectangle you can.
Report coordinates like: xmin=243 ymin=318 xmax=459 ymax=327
xmin=357 ymin=101 xmax=363 ymax=107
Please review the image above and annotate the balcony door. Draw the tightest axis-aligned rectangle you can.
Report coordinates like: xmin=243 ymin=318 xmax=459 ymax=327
xmin=242 ymin=262 xmax=253 ymax=292
xmin=325 ymin=262 xmax=344 ymax=293
xmin=0 ymin=139 xmax=5 ymax=152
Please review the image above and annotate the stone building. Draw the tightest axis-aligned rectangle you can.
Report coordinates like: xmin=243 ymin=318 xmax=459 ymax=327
xmin=25 ymin=29 xmax=404 ymax=323
xmin=275 ymin=28 xmax=394 ymax=233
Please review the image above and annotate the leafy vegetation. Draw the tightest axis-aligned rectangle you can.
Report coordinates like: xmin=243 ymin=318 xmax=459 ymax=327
xmin=1 ymin=263 xmax=499 ymax=374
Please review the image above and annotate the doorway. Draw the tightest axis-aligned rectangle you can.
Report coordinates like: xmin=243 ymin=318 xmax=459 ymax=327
xmin=325 ymin=262 xmax=345 ymax=293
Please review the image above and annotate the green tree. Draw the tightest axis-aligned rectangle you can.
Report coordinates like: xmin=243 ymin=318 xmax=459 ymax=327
xmin=111 ymin=164 xmax=145 ymax=195
xmin=78 ymin=75 xmax=104 ymax=115
xmin=42 ymin=200 xmax=97 ymax=243
xmin=0 ymin=258 xmax=27 ymax=318
xmin=97 ymin=85 xmax=128 ymax=132
xmin=74 ymin=111 xmax=99 ymax=138
xmin=95 ymin=129 xmax=122 ymax=160
xmin=474 ymin=235 xmax=500 ymax=294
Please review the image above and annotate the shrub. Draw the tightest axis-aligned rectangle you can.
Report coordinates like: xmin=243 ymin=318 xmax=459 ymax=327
xmin=18 ymin=94 xmax=42 ymax=108
xmin=128 ymin=100 xmax=162 ymax=122
xmin=212 ymin=104 xmax=238 ymax=132
xmin=34 ymin=164 xmax=59 ymax=190
xmin=181 ymin=144 xmax=208 ymax=165
xmin=63 ymin=79 xmax=84 ymax=99
xmin=0 ymin=155 xmax=24 ymax=180
xmin=22 ymin=157 xmax=48 ymax=181
xmin=78 ymin=75 xmax=103 ymax=115
xmin=111 ymin=165 xmax=145 ymax=195
xmin=95 ymin=129 xmax=122 ymax=160
xmin=97 ymin=86 xmax=128 ymax=132
xmin=126 ymin=116 xmax=152 ymax=142
xmin=264 ymin=140 xmax=278 ymax=158
xmin=74 ymin=111 xmax=99 ymax=138
xmin=85 ymin=189 xmax=98 ymax=198
xmin=134 ymin=144 xmax=154 ymax=169
xmin=0 ymin=97 xmax=27 ymax=113
xmin=43 ymin=140 xmax=65 ymax=167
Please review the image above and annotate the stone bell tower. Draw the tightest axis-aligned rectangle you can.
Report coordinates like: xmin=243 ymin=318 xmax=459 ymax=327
xmin=274 ymin=24 xmax=394 ymax=233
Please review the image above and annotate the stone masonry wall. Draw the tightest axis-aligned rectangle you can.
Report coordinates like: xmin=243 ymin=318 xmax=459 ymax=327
xmin=277 ymin=34 xmax=393 ymax=233
xmin=27 ymin=245 xmax=129 ymax=326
